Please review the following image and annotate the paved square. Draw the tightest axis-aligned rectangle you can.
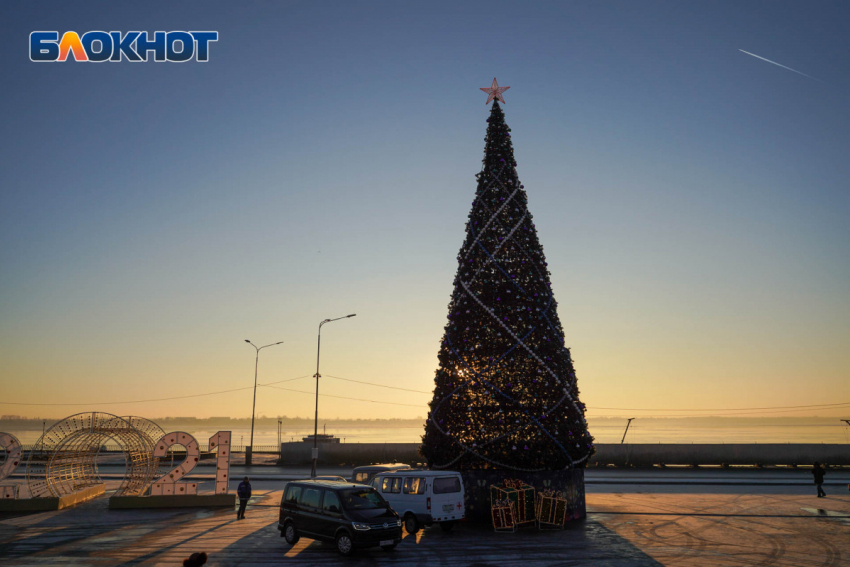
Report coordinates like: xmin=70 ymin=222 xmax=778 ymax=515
xmin=590 ymin=492 xmax=850 ymax=566
xmin=2 ymin=479 xmax=848 ymax=566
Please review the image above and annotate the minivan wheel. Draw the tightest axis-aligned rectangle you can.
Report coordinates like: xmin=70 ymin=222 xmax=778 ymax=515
xmin=336 ymin=532 xmax=354 ymax=556
xmin=440 ymin=520 xmax=456 ymax=532
xmin=404 ymin=513 xmax=419 ymax=534
xmin=283 ymin=522 xmax=300 ymax=545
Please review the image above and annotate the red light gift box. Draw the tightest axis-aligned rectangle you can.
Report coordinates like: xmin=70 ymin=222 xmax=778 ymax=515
xmin=490 ymin=479 xmax=535 ymax=527
xmin=491 ymin=498 xmax=516 ymax=532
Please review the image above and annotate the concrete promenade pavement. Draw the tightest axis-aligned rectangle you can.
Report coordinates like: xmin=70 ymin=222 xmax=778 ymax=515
xmin=2 ymin=470 xmax=849 ymax=566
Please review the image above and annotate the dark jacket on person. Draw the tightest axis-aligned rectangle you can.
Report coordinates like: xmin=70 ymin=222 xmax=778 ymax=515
xmin=812 ymin=467 xmax=825 ymax=484
xmin=237 ymin=481 xmax=252 ymax=500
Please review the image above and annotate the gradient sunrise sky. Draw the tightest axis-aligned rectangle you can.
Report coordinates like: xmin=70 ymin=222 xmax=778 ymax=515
xmin=1 ymin=1 xmax=848 ymax=421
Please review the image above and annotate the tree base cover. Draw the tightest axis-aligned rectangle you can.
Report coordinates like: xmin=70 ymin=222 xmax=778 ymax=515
xmin=461 ymin=468 xmax=585 ymax=524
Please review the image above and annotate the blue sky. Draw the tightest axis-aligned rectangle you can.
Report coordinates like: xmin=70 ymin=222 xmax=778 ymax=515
xmin=1 ymin=1 xmax=848 ymax=420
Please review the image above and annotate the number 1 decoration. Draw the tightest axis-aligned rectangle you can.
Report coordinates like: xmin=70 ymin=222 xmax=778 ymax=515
xmin=209 ymin=431 xmax=231 ymax=495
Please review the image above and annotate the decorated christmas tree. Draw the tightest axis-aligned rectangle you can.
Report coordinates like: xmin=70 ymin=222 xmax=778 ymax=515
xmin=421 ymin=80 xmax=594 ymax=471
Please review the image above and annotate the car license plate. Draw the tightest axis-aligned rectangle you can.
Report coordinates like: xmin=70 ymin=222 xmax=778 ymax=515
xmin=443 ymin=504 xmax=454 ymax=513
xmin=379 ymin=539 xmax=394 ymax=546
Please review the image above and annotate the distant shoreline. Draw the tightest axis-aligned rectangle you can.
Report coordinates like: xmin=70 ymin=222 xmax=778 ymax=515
xmin=3 ymin=415 xmax=848 ymax=446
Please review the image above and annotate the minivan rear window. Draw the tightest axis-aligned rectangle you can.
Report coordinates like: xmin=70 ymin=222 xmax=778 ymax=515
xmin=433 ymin=477 xmax=461 ymax=494
xmin=284 ymin=485 xmax=301 ymax=504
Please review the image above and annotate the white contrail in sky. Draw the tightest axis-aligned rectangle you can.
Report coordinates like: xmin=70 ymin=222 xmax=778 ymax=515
xmin=739 ymin=49 xmax=825 ymax=83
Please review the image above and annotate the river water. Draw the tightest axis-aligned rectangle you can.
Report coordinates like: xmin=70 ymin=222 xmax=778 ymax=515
xmin=6 ymin=418 xmax=850 ymax=447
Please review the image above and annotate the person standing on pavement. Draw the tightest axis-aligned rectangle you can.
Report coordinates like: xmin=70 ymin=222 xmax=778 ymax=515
xmin=812 ymin=462 xmax=826 ymax=497
xmin=237 ymin=477 xmax=252 ymax=519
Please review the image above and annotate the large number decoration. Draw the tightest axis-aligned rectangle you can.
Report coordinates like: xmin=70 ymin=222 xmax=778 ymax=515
xmin=0 ymin=433 xmax=22 ymax=499
xmin=149 ymin=431 xmax=232 ymax=496
xmin=3 ymin=412 xmax=232 ymax=501
xmin=150 ymin=432 xmax=200 ymax=495
xmin=209 ymin=431 xmax=231 ymax=494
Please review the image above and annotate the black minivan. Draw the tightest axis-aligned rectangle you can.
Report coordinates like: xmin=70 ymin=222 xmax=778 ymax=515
xmin=279 ymin=480 xmax=402 ymax=556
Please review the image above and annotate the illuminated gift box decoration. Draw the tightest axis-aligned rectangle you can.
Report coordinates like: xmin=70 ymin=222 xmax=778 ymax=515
xmin=491 ymin=499 xmax=516 ymax=532
xmin=535 ymin=489 xmax=567 ymax=529
xmin=490 ymin=479 xmax=535 ymax=527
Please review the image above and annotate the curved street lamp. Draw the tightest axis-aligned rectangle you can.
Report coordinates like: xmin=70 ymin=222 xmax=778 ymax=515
xmin=311 ymin=314 xmax=356 ymax=477
xmin=244 ymin=339 xmax=284 ymax=466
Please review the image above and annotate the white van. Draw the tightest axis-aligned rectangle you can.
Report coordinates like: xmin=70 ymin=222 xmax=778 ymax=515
xmin=350 ymin=463 xmax=411 ymax=484
xmin=370 ymin=470 xmax=465 ymax=534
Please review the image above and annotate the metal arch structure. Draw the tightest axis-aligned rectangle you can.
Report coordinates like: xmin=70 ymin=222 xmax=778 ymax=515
xmin=25 ymin=412 xmax=164 ymax=498
xmin=1 ymin=433 xmax=23 ymax=499
xmin=119 ymin=416 xmax=167 ymax=494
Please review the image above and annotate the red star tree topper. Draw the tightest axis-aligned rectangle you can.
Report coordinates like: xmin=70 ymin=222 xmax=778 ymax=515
xmin=480 ymin=78 xmax=510 ymax=104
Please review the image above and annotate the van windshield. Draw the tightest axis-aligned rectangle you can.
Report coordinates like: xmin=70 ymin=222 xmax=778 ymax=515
xmin=341 ymin=488 xmax=386 ymax=510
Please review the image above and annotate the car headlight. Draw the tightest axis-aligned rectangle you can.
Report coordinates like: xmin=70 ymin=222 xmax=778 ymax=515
xmin=396 ymin=518 xmax=402 ymax=527
xmin=351 ymin=522 xmax=371 ymax=531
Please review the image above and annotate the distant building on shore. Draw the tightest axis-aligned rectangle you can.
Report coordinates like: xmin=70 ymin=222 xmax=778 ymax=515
xmin=302 ymin=433 xmax=340 ymax=443
xmin=302 ymin=424 xmax=340 ymax=443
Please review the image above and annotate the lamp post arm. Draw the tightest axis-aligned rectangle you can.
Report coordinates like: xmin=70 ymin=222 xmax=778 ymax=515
xmin=621 ymin=418 xmax=635 ymax=444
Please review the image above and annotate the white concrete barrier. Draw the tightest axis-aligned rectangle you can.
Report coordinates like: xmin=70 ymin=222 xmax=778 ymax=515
xmin=277 ymin=442 xmax=850 ymax=467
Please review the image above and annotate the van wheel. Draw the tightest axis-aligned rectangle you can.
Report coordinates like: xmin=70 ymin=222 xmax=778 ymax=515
xmin=283 ymin=522 xmax=299 ymax=545
xmin=404 ymin=513 xmax=419 ymax=534
xmin=440 ymin=521 xmax=456 ymax=532
xmin=336 ymin=532 xmax=354 ymax=556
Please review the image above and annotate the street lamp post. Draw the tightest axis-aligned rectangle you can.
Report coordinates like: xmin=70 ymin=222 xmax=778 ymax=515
xmin=278 ymin=419 xmax=283 ymax=461
xmin=244 ymin=339 xmax=284 ymax=466
xmin=311 ymin=314 xmax=356 ymax=477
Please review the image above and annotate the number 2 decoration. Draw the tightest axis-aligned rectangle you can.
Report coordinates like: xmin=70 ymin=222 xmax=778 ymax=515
xmin=150 ymin=432 xmax=200 ymax=495
xmin=149 ymin=431 xmax=232 ymax=496
xmin=0 ymin=433 xmax=22 ymax=499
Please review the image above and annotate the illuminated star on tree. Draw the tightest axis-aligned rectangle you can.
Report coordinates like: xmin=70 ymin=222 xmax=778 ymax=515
xmin=480 ymin=77 xmax=510 ymax=104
